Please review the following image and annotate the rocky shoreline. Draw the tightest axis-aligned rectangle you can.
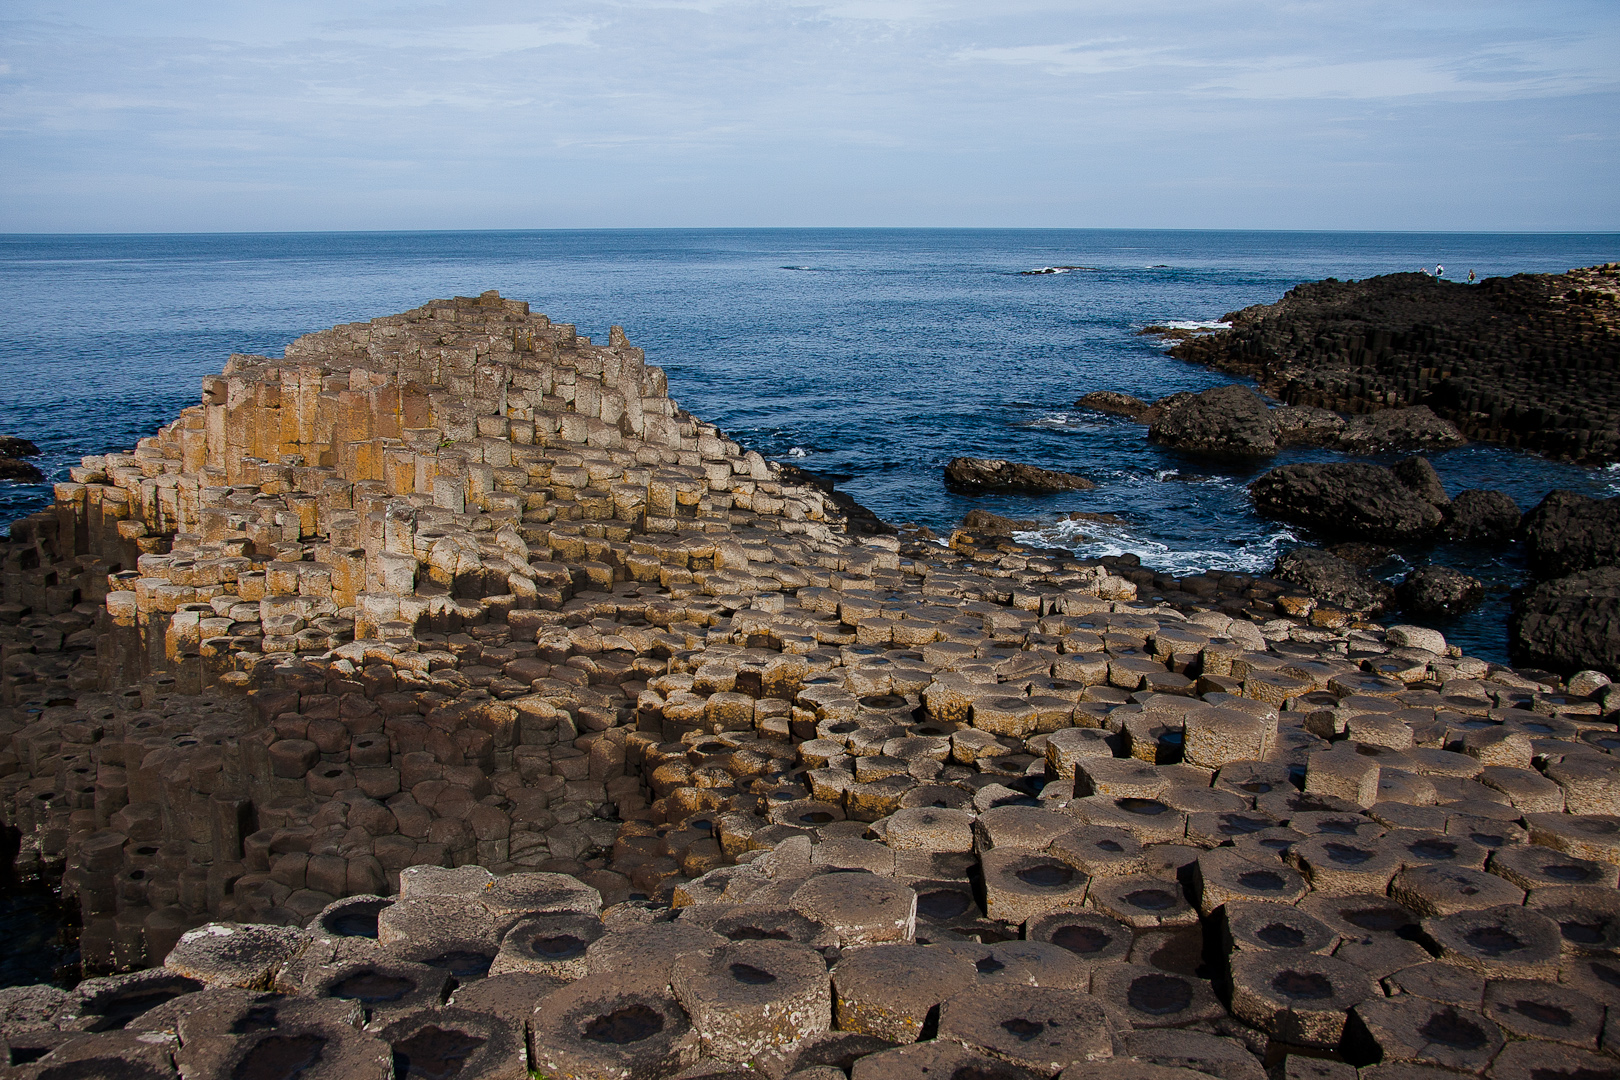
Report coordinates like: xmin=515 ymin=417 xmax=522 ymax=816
xmin=0 ymin=294 xmax=1618 ymax=1078
xmin=1160 ymin=264 xmax=1620 ymax=465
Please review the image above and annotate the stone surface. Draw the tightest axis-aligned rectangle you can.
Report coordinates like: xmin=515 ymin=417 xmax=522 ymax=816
xmin=1397 ymin=565 xmax=1483 ymax=618
xmin=1272 ymin=547 xmax=1395 ymax=613
xmin=1249 ymin=463 xmax=1446 ymax=542
xmin=1511 ymin=565 xmax=1620 ymax=675
xmin=1147 ymin=384 xmax=1280 ymax=456
xmin=944 ymin=457 xmax=1097 ymax=495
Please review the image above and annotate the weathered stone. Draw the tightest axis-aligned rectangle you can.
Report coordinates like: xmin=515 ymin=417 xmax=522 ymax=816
xmin=943 ymin=457 xmax=1096 ymax=495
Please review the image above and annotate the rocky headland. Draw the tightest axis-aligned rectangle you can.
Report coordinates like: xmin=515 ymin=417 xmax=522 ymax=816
xmin=1161 ymin=264 xmax=1620 ymax=464
xmin=1 ymin=294 xmax=1619 ymax=1079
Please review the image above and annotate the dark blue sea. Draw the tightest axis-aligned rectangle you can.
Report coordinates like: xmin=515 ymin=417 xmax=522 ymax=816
xmin=2 ymin=230 xmax=1617 ymax=667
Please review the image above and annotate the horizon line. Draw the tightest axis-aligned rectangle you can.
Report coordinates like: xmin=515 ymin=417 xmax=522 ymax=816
xmin=2 ymin=226 xmax=1619 ymax=239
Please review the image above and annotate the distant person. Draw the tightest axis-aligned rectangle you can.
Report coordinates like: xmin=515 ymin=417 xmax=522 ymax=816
xmin=1468 ymin=269 xmax=1477 ymax=282
xmin=1436 ymin=264 xmax=1444 ymax=277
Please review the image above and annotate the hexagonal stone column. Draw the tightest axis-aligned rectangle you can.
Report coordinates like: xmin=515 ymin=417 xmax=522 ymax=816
xmin=830 ymin=943 xmax=976 ymax=1042
xmin=671 ymin=939 xmax=832 ymax=1061
xmin=1228 ymin=951 xmax=1377 ymax=1047
xmin=531 ymin=975 xmax=699 ymax=1080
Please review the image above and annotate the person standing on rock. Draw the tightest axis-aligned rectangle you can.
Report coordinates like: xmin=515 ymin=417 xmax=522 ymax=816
xmin=1435 ymin=264 xmax=1444 ymax=277
xmin=1468 ymin=269 xmax=1476 ymax=282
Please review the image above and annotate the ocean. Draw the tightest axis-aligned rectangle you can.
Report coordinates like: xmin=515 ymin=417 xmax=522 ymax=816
xmin=2 ymin=229 xmax=1618 ymax=668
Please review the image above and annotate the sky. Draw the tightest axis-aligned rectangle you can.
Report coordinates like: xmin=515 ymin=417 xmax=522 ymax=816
xmin=0 ymin=1 xmax=1616 ymax=232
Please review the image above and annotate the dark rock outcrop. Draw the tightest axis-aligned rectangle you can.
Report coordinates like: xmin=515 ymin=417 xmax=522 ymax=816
xmin=1511 ymin=566 xmax=1620 ymax=675
xmin=1391 ymin=456 xmax=1449 ymax=508
xmin=1075 ymin=391 xmax=1150 ymax=419
xmin=1081 ymin=386 xmax=1462 ymax=457
xmin=0 ymin=435 xmax=45 ymax=482
xmin=1442 ymin=489 xmax=1520 ymax=542
xmin=1522 ymin=491 xmax=1620 ymax=578
xmin=1167 ymin=264 xmax=1620 ymax=463
xmin=943 ymin=457 xmax=1095 ymax=495
xmin=0 ymin=458 xmax=45 ymax=482
xmin=959 ymin=509 xmax=1036 ymax=535
xmin=1398 ymin=565 xmax=1484 ymax=617
xmin=1335 ymin=407 xmax=1465 ymax=454
xmin=0 ymin=437 xmax=40 ymax=458
xmin=1249 ymin=463 xmax=1445 ymax=542
xmin=1272 ymin=405 xmax=1344 ymax=446
xmin=1147 ymin=384 xmax=1278 ymax=455
xmin=1272 ymin=546 xmax=1395 ymax=613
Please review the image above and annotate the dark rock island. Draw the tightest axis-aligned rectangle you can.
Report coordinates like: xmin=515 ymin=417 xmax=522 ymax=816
xmin=1165 ymin=263 xmax=1620 ymax=464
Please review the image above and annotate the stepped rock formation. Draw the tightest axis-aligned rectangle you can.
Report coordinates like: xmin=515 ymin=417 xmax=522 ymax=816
xmin=1167 ymin=264 xmax=1620 ymax=463
xmin=2 ymin=294 xmax=1619 ymax=1078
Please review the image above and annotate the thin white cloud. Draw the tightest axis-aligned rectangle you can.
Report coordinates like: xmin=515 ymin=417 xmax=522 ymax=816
xmin=955 ymin=40 xmax=1187 ymax=76
xmin=318 ymin=19 xmax=602 ymax=55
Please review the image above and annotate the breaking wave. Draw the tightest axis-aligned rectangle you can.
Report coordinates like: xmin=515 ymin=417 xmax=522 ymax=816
xmin=1012 ymin=517 xmax=1301 ymax=577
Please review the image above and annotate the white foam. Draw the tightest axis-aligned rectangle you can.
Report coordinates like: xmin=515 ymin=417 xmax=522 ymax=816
xmin=1017 ymin=411 xmax=1112 ymax=433
xmin=787 ymin=446 xmax=808 ymax=458
xmin=1012 ymin=517 xmax=1299 ymax=576
xmin=1159 ymin=320 xmax=1231 ymax=331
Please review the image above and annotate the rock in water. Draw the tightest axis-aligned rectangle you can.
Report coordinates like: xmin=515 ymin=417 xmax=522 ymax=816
xmin=1335 ymin=407 xmax=1466 ymax=454
xmin=1511 ymin=566 xmax=1620 ymax=675
xmin=1273 ymin=547 xmax=1395 ymax=613
xmin=1147 ymin=384 xmax=1279 ymax=455
xmin=1397 ymin=565 xmax=1483 ymax=617
xmin=1442 ymin=489 xmax=1520 ymax=542
xmin=958 ymin=509 xmax=1036 ymax=535
xmin=942 ymin=457 xmax=1095 ymax=494
xmin=0 ymin=458 xmax=45 ymax=482
xmin=0 ymin=437 xmax=40 ymax=457
xmin=1272 ymin=405 xmax=1345 ymax=446
xmin=1166 ymin=265 xmax=1620 ymax=464
xmin=1075 ymin=391 xmax=1150 ymax=419
xmin=1522 ymin=491 xmax=1620 ymax=578
xmin=1248 ymin=463 xmax=1444 ymax=542
xmin=1391 ymin=456 xmax=1449 ymax=507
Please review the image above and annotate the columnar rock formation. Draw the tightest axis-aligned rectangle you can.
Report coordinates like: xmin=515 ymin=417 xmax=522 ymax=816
xmin=1166 ymin=264 xmax=1620 ymax=464
xmin=2 ymin=295 xmax=1619 ymax=1079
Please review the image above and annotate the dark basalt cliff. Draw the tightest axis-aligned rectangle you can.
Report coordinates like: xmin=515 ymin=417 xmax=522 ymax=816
xmin=1168 ymin=264 xmax=1620 ymax=464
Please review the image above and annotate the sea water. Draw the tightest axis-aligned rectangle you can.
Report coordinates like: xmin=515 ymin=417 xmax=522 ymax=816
xmin=2 ymin=229 xmax=1617 ymax=667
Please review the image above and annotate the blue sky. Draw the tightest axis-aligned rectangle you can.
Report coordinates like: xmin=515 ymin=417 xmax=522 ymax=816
xmin=1 ymin=1 xmax=1616 ymax=231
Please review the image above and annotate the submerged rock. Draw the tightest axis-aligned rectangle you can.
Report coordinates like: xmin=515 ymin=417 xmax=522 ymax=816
xmin=1249 ymin=463 xmax=1444 ymax=542
xmin=943 ymin=457 xmax=1095 ymax=495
